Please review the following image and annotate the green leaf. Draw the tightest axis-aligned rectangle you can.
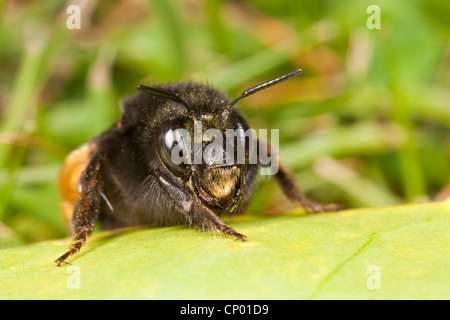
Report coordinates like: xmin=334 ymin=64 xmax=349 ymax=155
xmin=0 ymin=200 xmax=449 ymax=299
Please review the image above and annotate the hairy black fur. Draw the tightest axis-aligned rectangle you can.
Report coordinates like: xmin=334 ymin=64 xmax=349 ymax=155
xmin=55 ymin=72 xmax=340 ymax=267
xmin=89 ymin=83 xmax=258 ymax=228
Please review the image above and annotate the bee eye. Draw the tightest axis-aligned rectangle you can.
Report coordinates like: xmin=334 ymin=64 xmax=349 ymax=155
xmin=157 ymin=121 xmax=190 ymax=177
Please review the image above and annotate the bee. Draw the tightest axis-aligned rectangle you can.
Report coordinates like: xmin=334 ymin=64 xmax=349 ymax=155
xmin=55 ymin=69 xmax=340 ymax=266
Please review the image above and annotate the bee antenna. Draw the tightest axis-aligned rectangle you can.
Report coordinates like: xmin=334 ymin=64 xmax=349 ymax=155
xmin=137 ymin=85 xmax=193 ymax=114
xmin=229 ymin=68 xmax=303 ymax=107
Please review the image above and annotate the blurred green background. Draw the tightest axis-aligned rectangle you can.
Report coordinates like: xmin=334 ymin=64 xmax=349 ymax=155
xmin=0 ymin=0 xmax=449 ymax=248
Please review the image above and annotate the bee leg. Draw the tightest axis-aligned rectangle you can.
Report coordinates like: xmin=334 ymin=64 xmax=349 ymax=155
xmin=191 ymin=204 xmax=247 ymax=241
xmin=259 ymin=141 xmax=341 ymax=213
xmin=153 ymin=171 xmax=247 ymax=241
xmin=55 ymin=154 xmax=104 ymax=267
xmin=274 ymin=161 xmax=342 ymax=213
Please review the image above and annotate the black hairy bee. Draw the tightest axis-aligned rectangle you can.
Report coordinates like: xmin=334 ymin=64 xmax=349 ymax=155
xmin=55 ymin=69 xmax=340 ymax=266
